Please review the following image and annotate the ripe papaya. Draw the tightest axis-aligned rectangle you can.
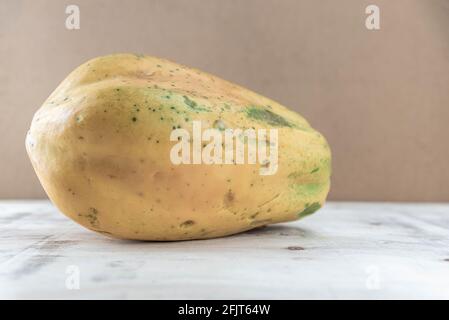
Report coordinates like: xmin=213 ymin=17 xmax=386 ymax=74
xmin=26 ymin=54 xmax=331 ymax=240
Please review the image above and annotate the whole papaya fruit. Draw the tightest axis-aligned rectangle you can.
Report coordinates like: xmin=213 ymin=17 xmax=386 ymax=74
xmin=26 ymin=54 xmax=331 ymax=240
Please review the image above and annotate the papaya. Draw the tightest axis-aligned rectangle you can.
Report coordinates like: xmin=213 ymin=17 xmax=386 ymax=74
xmin=26 ymin=53 xmax=331 ymax=240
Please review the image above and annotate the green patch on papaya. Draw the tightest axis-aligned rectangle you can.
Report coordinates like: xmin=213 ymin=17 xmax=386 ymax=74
xmin=298 ymin=202 xmax=321 ymax=218
xmin=245 ymin=106 xmax=293 ymax=127
xmin=183 ymin=96 xmax=196 ymax=108
xmin=320 ymin=157 xmax=332 ymax=176
xmin=291 ymin=183 xmax=324 ymax=196
xmin=288 ymin=171 xmax=303 ymax=179
xmin=310 ymin=167 xmax=320 ymax=174
xmin=183 ymin=95 xmax=210 ymax=112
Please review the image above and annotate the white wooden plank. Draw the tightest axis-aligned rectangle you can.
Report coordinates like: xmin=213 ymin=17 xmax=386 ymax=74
xmin=0 ymin=200 xmax=448 ymax=299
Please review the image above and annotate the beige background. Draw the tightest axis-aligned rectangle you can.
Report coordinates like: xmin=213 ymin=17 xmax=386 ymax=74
xmin=0 ymin=0 xmax=448 ymax=201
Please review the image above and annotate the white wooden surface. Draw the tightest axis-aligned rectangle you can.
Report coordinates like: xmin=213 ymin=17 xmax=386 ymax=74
xmin=0 ymin=200 xmax=448 ymax=299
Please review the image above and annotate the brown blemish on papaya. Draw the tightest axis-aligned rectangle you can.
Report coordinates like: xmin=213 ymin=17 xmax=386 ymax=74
xmin=153 ymin=171 xmax=164 ymax=179
xmin=223 ymin=189 xmax=235 ymax=207
xmin=79 ymin=207 xmax=99 ymax=227
xmin=250 ymin=212 xmax=260 ymax=219
xmin=180 ymin=220 xmax=195 ymax=228
xmin=261 ymin=160 xmax=270 ymax=168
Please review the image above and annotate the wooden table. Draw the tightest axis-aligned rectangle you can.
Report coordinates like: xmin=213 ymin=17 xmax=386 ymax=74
xmin=0 ymin=200 xmax=448 ymax=299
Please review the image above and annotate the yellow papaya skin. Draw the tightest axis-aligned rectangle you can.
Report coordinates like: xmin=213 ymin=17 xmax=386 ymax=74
xmin=26 ymin=54 xmax=331 ymax=240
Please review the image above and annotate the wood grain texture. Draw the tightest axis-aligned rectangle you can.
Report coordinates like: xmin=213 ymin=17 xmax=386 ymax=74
xmin=0 ymin=200 xmax=448 ymax=299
